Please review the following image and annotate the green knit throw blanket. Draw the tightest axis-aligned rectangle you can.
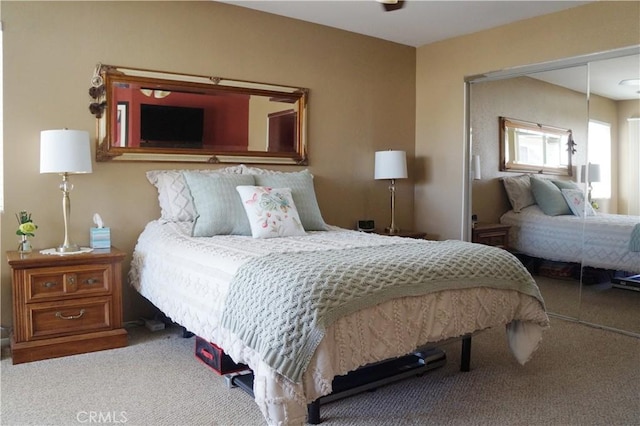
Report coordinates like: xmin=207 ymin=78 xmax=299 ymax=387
xmin=220 ymin=240 xmax=544 ymax=383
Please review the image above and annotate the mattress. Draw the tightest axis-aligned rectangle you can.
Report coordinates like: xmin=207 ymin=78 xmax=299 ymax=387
xmin=501 ymin=205 xmax=640 ymax=273
xmin=130 ymin=221 xmax=549 ymax=425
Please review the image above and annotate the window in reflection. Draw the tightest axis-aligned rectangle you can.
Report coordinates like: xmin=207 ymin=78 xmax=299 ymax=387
xmin=514 ymin=130 xmax=564 ymax=167
xmin=588 ymin=120 xmax=612 ymax=199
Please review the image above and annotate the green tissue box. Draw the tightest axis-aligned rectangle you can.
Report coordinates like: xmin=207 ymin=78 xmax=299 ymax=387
xmin=90 ymin=227 xmax=111 ymax=249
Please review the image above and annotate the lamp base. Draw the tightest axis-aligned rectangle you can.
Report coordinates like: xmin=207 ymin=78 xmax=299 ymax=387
xmin=57 ymin=243 xmax=80 ymax=253
xmin=385 ymin=227 xmax=401 ymax=234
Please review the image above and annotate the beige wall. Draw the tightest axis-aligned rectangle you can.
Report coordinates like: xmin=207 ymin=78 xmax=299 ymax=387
xmin=415 ymin=1 xmax=640 ymax=240
xmin=1 ymin=1 xmax=416 ymax=326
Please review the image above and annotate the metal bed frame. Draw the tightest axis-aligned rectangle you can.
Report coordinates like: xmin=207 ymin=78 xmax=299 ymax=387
xmin=225 ymin=335 xmax=472 ymax=424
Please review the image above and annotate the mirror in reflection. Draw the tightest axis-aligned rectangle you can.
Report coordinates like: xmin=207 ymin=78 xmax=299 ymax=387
xmin=499 ymin=116 xmax=574 ymax=176
xmin=90 ymin=64 xmax=308 ymax=164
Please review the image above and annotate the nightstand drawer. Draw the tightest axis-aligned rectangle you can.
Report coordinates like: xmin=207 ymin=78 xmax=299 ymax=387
xmin=472 ymin=224 xmax=511 ymax=249
xmin=475 ymin=233 xmax=508 ymax=247
xmin=25 ymin=264 xmax=111 ymax=302
xmin=27 ymin=296 xmax=112 ymax=340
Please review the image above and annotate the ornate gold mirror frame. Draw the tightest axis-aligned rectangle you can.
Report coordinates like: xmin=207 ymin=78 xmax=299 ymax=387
xmin=499 ymin=116 xmax=575 ymax=176
xmin=90 ymin=64 xmax=308 ymax=164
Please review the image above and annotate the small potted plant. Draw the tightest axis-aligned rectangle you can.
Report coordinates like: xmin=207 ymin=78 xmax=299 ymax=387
xmin=16 ymin=210 xmax=37 ymax=253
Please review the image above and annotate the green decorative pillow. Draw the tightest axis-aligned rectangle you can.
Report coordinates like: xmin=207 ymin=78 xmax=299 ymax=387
xmin=551 ymin=179 xmax=579 ymax=191
xmin=254 ymin=170 xmax=328 ymax=231
xmin=146 ymin=166 xmax=244 ymax=222
xmin=530 ymin=177 xmax=572 ymax=216
xmin=183 ymin=172 xmax=255 ymax=236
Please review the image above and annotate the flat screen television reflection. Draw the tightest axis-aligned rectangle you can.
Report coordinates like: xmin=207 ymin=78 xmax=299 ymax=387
xmin=140 ymin=104 xmax=204 ymax=148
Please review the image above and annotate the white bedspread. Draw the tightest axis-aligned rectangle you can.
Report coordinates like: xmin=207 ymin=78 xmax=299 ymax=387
xmin=129 ymin=221 xmax=549 ymax=425
xmin=501 ymin=205 xmax=640 ymax=273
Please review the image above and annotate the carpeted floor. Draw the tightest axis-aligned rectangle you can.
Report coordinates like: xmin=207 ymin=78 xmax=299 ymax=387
xmin=535 ymin=274 xmax=640 ymax=334
xmin=1 ymin=318 xmax=638 ymax=426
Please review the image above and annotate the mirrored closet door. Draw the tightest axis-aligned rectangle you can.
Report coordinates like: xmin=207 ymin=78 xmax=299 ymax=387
xmin=578 ymin=53 xmax=640 ymax=334
xmin=466 ymin=46 xmax=640 ymax=335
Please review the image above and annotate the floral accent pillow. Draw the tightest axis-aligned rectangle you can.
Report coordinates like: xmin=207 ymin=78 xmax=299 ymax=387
xmin=236 ymin=186 xmax=306 ymax=239
xmin=561 ymin=189 xmax=596 ymax=218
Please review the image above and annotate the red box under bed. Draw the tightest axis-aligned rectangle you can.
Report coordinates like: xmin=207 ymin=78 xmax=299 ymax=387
xmin=195 ymin=336 xmax=249 ymax=375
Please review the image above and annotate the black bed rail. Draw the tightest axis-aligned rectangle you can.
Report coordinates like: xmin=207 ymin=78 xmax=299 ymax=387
xmin=226 ymin=334 xmax=472 ymax=424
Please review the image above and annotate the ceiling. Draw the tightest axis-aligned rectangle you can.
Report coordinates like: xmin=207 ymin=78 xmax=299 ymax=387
xmin=532 ymin=54 xmax=640 ymax=101
xmin=219 ymin=1 xmax=591 ymax=48
xmin=220 ymin=1 xmax=639 ymax=100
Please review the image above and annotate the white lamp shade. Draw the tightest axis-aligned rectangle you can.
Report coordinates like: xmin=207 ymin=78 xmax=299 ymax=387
xmin=473 ymin=155 xmax=482 ymax=180
xmin=374 ymin=150 xmax=407 ymax=180
xmin=40 ymin=129 xmax=93 ymax=174
xmin=580 ymin=163 xmax=601 ymax=183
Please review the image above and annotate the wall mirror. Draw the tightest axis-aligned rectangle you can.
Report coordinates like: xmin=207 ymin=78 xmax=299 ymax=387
xmin=499 ymin=116 xmax=574 ymax=176
xmin=465 ymin=46 xmax=640 ymax=336
xmin=90 ymin=64 xmax=309 ymax=164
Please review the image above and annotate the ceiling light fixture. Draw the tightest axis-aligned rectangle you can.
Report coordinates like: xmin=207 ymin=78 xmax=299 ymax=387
xmin=377 ymin=0 xmax=405 ymax=12
xmin=619 ymin=78 xmax=640 ymax=86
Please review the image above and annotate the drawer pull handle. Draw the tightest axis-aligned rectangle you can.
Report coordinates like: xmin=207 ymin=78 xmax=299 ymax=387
xmin=55 ymin=309 xmax=86 ymax=320
xmin=84 ymin=278 xmax=100 ymax=285
xmin=43 ymin=281 xmax=58 ymax=288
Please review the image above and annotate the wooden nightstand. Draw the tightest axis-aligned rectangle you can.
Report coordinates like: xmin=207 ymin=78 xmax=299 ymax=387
xmin=472 ymin=223 xmax=511 ymax=249
xmin=374 ymin=230 xmax=427 ymax=239
xmin=7 ymin=247 xmax=128 ymax=364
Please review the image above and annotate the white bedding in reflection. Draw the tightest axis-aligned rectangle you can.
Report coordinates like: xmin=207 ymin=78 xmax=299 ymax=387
xmin=501 ymin=205 xmax=640 ymax=273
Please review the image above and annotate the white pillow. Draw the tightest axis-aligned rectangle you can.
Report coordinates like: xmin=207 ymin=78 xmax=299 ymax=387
xmin=146 ymin=166 xmax=244 ymax=222
xmin=240 ymin=166 xmax=281 ymax=175
xmin=561 ymin=189 xmax=596 ymax=217
xmin=502 ymin=174 xmax=536 ymax=213
xmin=236 ymin=186 xmax=306 ymax=239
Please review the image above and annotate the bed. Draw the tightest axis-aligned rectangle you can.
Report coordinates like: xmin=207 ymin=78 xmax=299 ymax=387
xmin=501 ymin=205 xmax=640 ymax=273
xmin=130 ymin=166 xmax=549 ymax=425
xmin=499 ymin=174 xmax=640 ymax=274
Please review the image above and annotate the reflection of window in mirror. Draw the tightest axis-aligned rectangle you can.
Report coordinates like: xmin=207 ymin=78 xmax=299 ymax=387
xmin=514 ymin=131 xmax=564 ymax=167
xmin=627 ymin=118 xmax=640 ymax=215
xmin=588 ymin=120 xmax=611 ymax=199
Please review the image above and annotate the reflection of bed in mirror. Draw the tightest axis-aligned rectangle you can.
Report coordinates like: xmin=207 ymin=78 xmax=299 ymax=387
xmin=501 ymin=205 xmax=640 ymax=274
xmin=130 ymin=166 xmax=550 ymax=425
xmin=498 ymin=174 xmax=640 ymax=274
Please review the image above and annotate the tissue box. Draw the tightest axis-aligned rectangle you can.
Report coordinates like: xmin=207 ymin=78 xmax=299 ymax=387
xmin=90 ymin=227 xmax=111 ymax=249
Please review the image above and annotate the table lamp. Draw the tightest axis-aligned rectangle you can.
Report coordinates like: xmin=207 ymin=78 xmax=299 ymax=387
xmin=580 ymin=163 xmax=601 ymax=202
xmin=374 ymin=150 xmax=407 ymax=234
xmin=40 ymin=129 xmax=93 ymax=252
